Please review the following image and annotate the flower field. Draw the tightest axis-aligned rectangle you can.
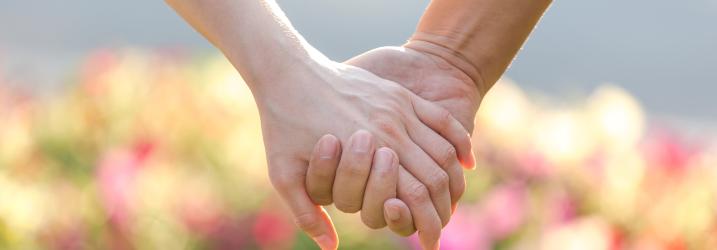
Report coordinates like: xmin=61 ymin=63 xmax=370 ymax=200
xmin=1 ymin=49 xmax=716 ymax=250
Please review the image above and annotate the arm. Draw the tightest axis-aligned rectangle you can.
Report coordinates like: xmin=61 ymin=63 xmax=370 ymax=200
xmin=406 ymin=0 xmax=552 ymax=95
xmin=165 ymin=0 xmax=327 ymax=95
xmin=346 ymin=0 xmax=551 ymax=133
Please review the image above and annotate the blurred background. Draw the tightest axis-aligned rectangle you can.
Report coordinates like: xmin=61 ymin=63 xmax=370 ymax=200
xmin=1 ymin=1 xmax=716 ymax=249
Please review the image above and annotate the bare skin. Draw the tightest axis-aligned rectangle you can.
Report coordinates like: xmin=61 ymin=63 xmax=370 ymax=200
xmin=304 ymin=47 xmax=481 ymax=241
xmin=304 ymin=0 xmax=552 ymax=247
xmin=165 ymin=1 xmax=475 ymax=249
xmin=347 ymin=46 xmax=482 ymax=134
xmin=166 ymin=0 xmax=552 ymax=249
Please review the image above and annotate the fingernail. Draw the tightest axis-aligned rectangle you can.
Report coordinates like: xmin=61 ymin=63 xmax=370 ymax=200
xmin=352 ymin=131 xmax=371 ymax=153
xmin=466 ymin=142 xmax=477 ymax=170
xmin=376 ymin=148 xmax=393 ymax=166
xmin=385 ymin=204 xmax=401 ymax=221
xmin=313 ymin=235 xmax=335 ymax=250
xmin=319 ymin=135 xmax=338 ymax=159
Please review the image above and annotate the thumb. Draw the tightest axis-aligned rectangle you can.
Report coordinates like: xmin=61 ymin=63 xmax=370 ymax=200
xmin=383 ymin=198 xmax=416 ymax=236
xmin=270 ymin=159 xmax=339 ymax=250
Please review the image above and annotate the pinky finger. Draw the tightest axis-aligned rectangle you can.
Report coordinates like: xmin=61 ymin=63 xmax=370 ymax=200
xmin=383 ymin=198 xmax=416 ymax=236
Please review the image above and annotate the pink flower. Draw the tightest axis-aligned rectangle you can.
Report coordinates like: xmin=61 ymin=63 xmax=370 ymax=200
xmin=96 ymin=147 xmax=153 ymax=250
xmin=545 ymin=190 xmax=577 ymax=226
xmin=252 ymin=208 xmax=295 ymax=250
xmin=40 ymin=224 xmax=87 ymax=250
xmin=205 ymin=217 xmax=251 ymax=250
xmin=642 ymin=128 xmax=699 ymax=173
xmin=515 ymin=149 xmax=552 ymax=179
xmin=97 ymin=150 xmax=140 ymax=232
xmin=406 ymin=183 xmax=527 ymax=250
xmin=131 ymin=138 xmax=155 ymax=164
xmin=175 ymin=191 xmax=225 ymax=236
xmin=437 ymin=205 xmax=490 ymax=250
xmin=95 ymin=144 xmax=154 ymax=249
xmin=480 ymin=182 xmax=527 ymax=240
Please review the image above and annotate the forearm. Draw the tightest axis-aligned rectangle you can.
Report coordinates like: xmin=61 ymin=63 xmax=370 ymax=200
xmin=405 ymin=0 xmax=552 ymax=94
xmin=165 ymin=0 xmax=328 ymax=93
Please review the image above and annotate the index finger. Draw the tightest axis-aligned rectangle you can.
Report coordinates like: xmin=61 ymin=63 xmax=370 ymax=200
xmin=397 ymin=166 xmax=442 ymax=250
xmin=269 ymin=159 xmax=339 ymax=250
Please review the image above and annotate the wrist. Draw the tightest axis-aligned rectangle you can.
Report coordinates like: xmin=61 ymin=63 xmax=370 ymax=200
xmin=404 ymin=38 xmax=490 ymax=96
xmin=408 ymin=0 xmax=552 ymax=96
xmin=247 ymin=54 xmax=336 ymax=110
xmin=232 ymin=38 xmax=334 ymax=96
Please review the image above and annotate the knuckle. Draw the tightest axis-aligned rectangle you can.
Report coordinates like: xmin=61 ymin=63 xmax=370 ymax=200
xmin=361 ymin=212 xmax=387 ymax=229
xmin=441 ymin=213 xmax=451 ymax=227
xmin=405 ymin=183 xmax=430 ymax=204
xmin=433 ymin=108 xmax=452 ymax=131
xmin=385 ymin=83 xmax=407 ymax=97
xmin=383 ymin=98 xmax=403 ymax=113
xmin=437 ymin=144 xmax=458 ymax=168
xmin=453 ymin=180 xmax=466 ymax=202
xmin=395 ymin=227 xmax=416 ymax=237
xmin=269 ymin=171 xmax=296 ymax=192
xmin=312 ymin=166 xmax=335 ymax=180
xmin=371 ymin=117 xmax=403 ymax=141
xmin=310 ymin=196 xmax=333 ymax=206
xmin=426 ymin=170 xmax=449 ymax=193
xmin=307 ymin=187 xmax=333 ymax=206
xmin=335 ymin=201 xmax=361 ymax=214
xmin=396 ymin=87 xmax=412 ymax=101
xmin=343 ymin=163 xmax=369 ymax=178
xmin=294 ymin=212 xmax=321 ymax=233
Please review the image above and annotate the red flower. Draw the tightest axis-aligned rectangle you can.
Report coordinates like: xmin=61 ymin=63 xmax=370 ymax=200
xmin=252 ymin=208 xmax=295 ymax=250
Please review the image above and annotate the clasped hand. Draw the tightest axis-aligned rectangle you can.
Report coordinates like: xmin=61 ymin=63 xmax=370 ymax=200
xmin=260 ymin=47 xmax=481 ymax=250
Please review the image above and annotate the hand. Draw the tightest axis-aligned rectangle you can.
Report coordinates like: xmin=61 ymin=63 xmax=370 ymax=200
xmin=299 ymin=47 xmax=483 ymax=249
xmin=258 ymin=60 xmax=473 ymax=250
xmin=306 ymin=132 xmax=417 ymax=236
xmin=346 ymin=46 xmax=483 ymax=134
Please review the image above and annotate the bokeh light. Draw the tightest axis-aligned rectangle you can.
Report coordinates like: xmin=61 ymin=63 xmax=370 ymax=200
xmin=1 ymin=49 xmax=716 ymax=249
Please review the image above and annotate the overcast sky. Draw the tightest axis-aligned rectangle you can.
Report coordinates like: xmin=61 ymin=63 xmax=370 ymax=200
xmin=1 ymin=0 xmax=715 ymax=121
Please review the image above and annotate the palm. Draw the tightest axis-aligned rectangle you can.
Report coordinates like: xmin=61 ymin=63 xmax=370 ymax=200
xmin=346 ymin=47 xmax=482 ymax=133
